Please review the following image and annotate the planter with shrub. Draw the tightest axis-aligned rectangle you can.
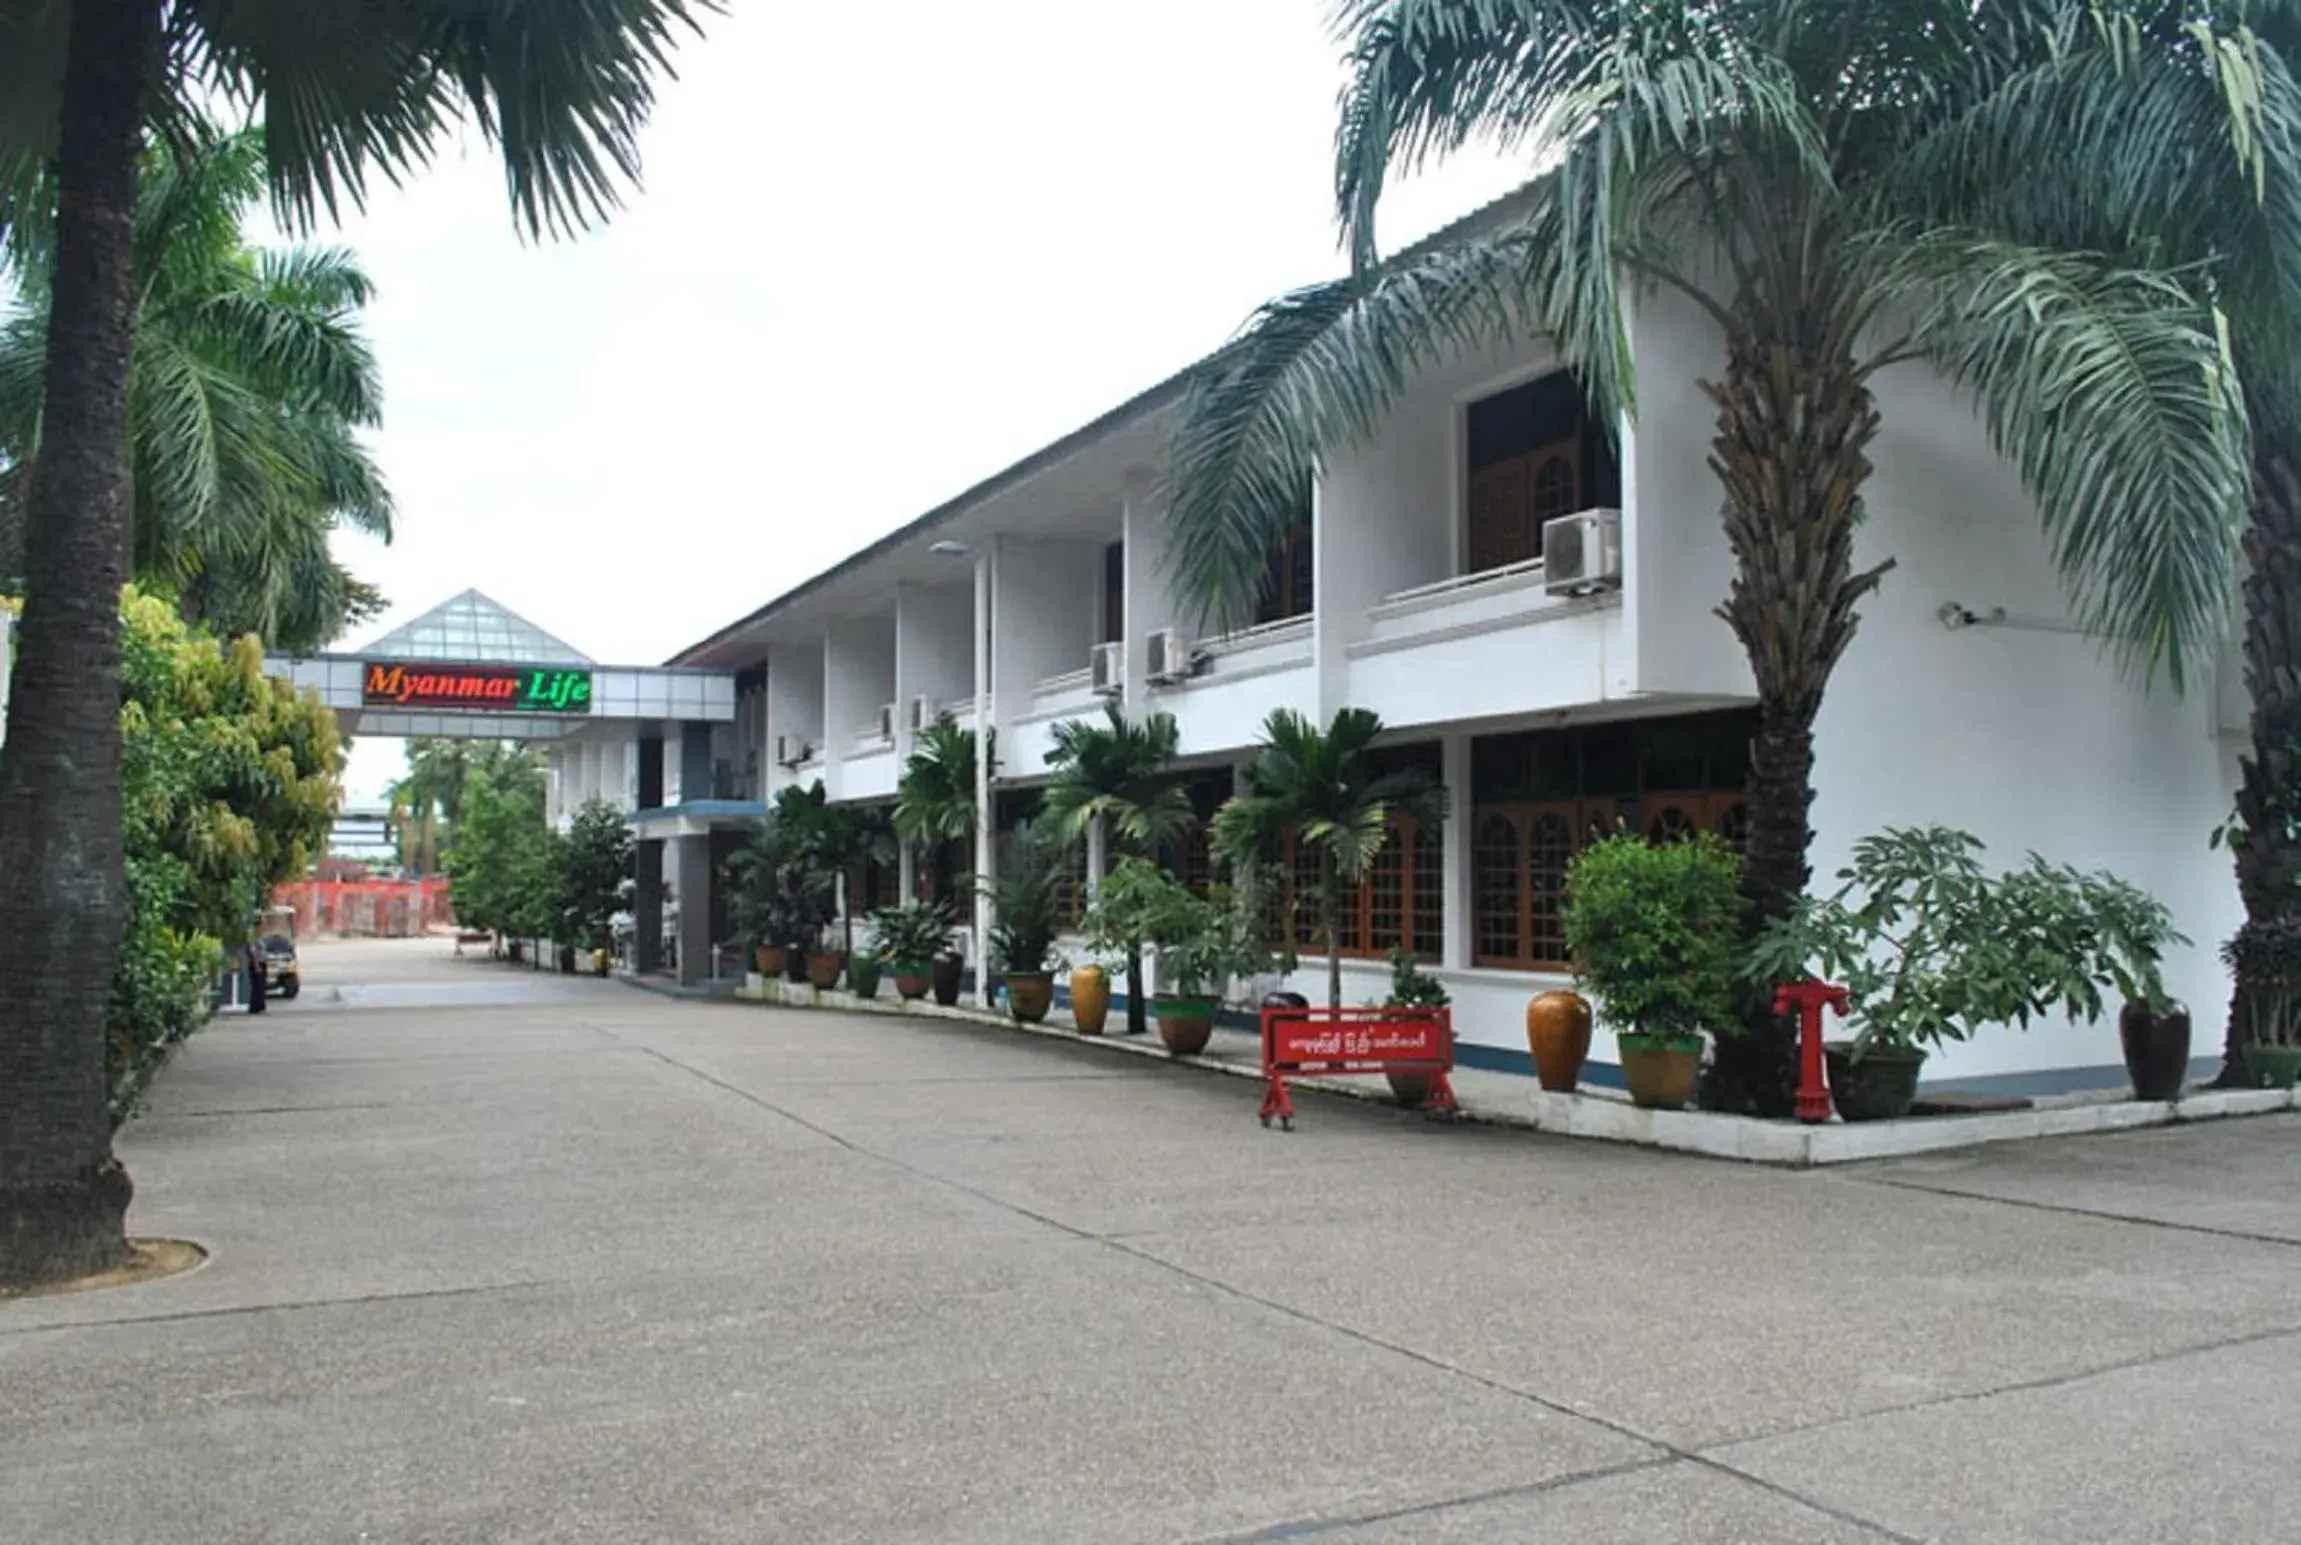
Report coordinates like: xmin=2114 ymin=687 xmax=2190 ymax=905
xmin=1566 ymin=831 xmax=1742 ymax=1111
xmin=1085 ymin=859 xmax=1284 ymax=1056
xmin=1750 ymin=827 xmax=2180 ymax=1121
xmin=985 ymin=822 xmax=1065 ymax=1024
xmin=1377 ymin=947 xmax=1452 ymax=1106
xmin=848 ymin=951 xmax=884 ymax=1000
xmin=2225 ymin=917 xmax=2301 ymax=1090
xmin=871 ymin=900 xmax=953 ymax=1001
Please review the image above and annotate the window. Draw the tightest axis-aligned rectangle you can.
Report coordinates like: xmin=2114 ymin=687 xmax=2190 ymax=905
xmin=1101 ymin=541 xmax=1125 ymax=646
xmin=1471 ymin=711 xmax=1753 ymax=970
xmin=1260 ymin=742 xmax=1444 ymax=962
xmin=1464 ymin=371 xmax=1620 ymax=575
xmin=1254 ymin=507 xmax=1314 ymax=626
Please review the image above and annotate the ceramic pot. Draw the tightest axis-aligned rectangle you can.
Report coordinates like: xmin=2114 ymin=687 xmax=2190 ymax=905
xmin=1155 ymin=993 xmax=1219 ymax=1056
xmin=755 ymin=944 xmax=788 ymax=978
xmin=1618 ymin=1033 xmax=1704 ymax=1110
xmin=1823 ymin=1041 xmax=1927 ymax=1122
xmin=2241 ymin=1042 xmax=2301 ymax=1090
xmin=784 ymin=948 xmax=809 ymax=985
xmin=805 ymin=951 xmax=845 ymax=990
xmin=1525 ymin=990 xmax=1593 ymax=1092
xmin=848 ymin=955 xmax=883 ymax=1000
xmin=557 ymin=946 xmax=576 ymax=974
xmin=1070 ymin=966 xmax=1111 ymax=1034
xmin=930 ymin=954 xmax=963 ymax=1006
xmin=1006 ymin=972 xmax=1054 ymax=1024
xmin=2118 ymin=999 xmax=2191 ymax=1101
xmin=891 ymin=961 xmax=932 ymax=1000
xmin=1387 ymin=1070 xmax=1441 ymax=1107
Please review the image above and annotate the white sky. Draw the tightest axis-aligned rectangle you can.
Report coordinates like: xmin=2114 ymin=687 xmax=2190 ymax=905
xmin=314 ymin=2 xmax=1523 ymax=803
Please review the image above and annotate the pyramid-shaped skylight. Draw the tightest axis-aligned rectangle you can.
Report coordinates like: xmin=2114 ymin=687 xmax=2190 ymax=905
xmin=356 ymin=590 xmax=592 ymax=665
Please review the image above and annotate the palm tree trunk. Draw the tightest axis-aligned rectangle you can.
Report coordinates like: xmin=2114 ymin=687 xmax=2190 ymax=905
xmin=0 ymin=0 xmax=154 ymax=1289
xmin=1706 ymin=303 xmax=1892 ymax=1119
xmin=2220 ymin=441 xmax=2301 ymax=1082
xmin=1321 ymin=859 xmax=1343 ymax=1011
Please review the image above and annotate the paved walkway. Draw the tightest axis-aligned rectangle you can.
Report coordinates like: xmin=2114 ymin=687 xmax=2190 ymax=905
xmin=5 ymin=937 xmax=2298 ymax=1543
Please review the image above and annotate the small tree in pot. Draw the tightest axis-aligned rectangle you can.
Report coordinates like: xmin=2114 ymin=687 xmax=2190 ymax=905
xmin=871 ymin=900 xmax=953 ymax=1001
xmin=983 ymin=822 xmax=1065 ymax=1023
xmin=1084 ymin=859 xmax=1286 ymax=1055
xmin=1378 ymin=946 xmax=1451 ymax=1108
xmin=1566 ymin=832 xmax=1743 ymax=1110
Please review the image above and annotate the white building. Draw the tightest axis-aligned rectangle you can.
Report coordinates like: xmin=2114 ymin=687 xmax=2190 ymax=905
xmin=584 ymin=203 xmax=2242 ymax=1093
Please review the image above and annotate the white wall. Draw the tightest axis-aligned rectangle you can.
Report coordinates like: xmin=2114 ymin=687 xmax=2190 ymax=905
xmin=895 ymin=582 xmax=975 ymax=717
xmin=763 ymin=641 xmax=823 ymax=799
xmin=991 ymin=537 xmax=1099 ymax=719
xmin=1315 ymin=396 xmax=1456 ymax=686
xmin=825 ymin=617 xmax=895 ymax=750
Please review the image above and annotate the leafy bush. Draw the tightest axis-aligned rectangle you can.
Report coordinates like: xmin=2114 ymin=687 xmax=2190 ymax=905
xmin=1747 ymin=826 xmax=2184 ymax=1056
xmin=558 ymin=799 xmax=634 ymax=952
xmin=1082 ymin=857 xmax=1283 ymax=998
xmin=444 ymin=745 xmax=548 ymax=937
xmin=110 ymin=588 xmax=341 ymax=1116
xmin=1382 ymin=945 xmax=1450 ymax=1009
xmin=984 ymin=821 xmax=1065 ymax=976
xmin=870 ymin=899 xmax=954 ymax=965
xmin=1564 ymin=831 xmax=1743 ymax=1041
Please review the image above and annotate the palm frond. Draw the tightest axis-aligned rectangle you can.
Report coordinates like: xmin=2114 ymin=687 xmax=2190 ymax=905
xmin=1866 ymin=229 xmax=2247 ymax=684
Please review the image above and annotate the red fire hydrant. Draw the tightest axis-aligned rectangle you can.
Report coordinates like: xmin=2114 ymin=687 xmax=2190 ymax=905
xmin=1774 ymin=979 xmax=1850 ymax=1125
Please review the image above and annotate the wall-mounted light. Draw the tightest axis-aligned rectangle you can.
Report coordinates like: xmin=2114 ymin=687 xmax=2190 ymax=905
xmin=928 ymin=539 xmax=969 ymax=558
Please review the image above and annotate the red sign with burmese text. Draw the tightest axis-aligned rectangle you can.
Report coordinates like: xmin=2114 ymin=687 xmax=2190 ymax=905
xmin=1258 ymin=1005 xmax=1455 ymax=1129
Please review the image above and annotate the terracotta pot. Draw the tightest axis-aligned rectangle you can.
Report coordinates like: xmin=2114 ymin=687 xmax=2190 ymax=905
xmin=1823 ymin=1041 xmax=1927 ymax=1122
xmin=1618 ymin=1033 xmax=1704 ymax=1110
xmin=1525 ymin=990 xmax=1593 ymax=1092
xmin=891 ymin=961 xmax=932 ymax=1000
xmin=805 ymin=951 xmax=845 ymax=990
xmin=1007 ymin=972 xmax=1054 ymax=1023
xmin=1387 ymin=1070 xmax=1441 ymax=1107
xmin=1070 ymin=967 xmax=1111 ymax=1034
xmin=1155 ymin=993 xmax=1218 ymax=1056
xmin=2118 ymin=1000 xmax=2191 ymax=1101
xmin=930 ymin=954 xmax=964 ymax=1007
xmin=755 ymin=944 xmax=788 ymax=977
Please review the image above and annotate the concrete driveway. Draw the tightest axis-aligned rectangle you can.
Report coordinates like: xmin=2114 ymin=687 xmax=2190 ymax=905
xmin=5 ymin=936 xmax=2297 ymax=1544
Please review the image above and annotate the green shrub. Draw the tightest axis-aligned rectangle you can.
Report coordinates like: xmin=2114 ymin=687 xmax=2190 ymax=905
xmin=1564 ymin=831 xmax=1744 ymax=1040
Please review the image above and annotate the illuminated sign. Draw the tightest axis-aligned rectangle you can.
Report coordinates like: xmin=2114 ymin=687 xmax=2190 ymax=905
xmin=362 ymin=662 xmax=593 ymax=713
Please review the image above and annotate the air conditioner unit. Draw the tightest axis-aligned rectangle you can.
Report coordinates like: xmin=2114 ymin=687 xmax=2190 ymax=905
xmin=1542 ymin=508 xmax=1623 ymax=596
xmin=909 ymin=696 xmax=940 ymax=734
xmin=874 ymin=702 xmax=897 ymax=742
xmin=1145 ymin=627 xmax=1191 ymax=684
xmin=774 ymin=733 xmax=811 ymax=769
xmin=1089 ymin=641 xmax=1124 ymax=696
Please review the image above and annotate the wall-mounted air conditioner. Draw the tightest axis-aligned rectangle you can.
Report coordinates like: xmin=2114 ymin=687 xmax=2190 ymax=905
xmin=1089 ymin=641 xmax=1124 ymax=696
xmin=909 ymin=696 xmax=939 ymax=734
xmin=774 ymin=733 xmax=812 ymax=769
xmin=1542 ymin=508 xmax=1623 ymax=596
xmin=873 ymin=702 xmax=897 ymax=742
xmin=1145 ymin=628 xmax=1191 ymax=685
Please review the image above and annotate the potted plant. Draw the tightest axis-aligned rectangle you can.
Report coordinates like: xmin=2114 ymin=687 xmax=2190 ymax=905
xmin=2224 ymin=916 xmax=2301 ymax=1090
xmin=848 ymin=950 xmax=884 ymax=1000
xmin=930 ymin=949 xmax=965 ymax=1006
xmin=1565 ymin=831 xmax=1741 ymax=1110
xmin=1377 ymin=945 xmax=1451 ymax=1106
xmin=805 ymin=921 xmax=847 ymax=991
xmin=1749 ymin=827 xmax=2164 ymax=1121
xmin=871 ymin=900 xmax=951 ymax=1001
xmin=1997 ymin=857 xmax=2188 ymax=1100
xmin=985 ymin=822 xmax=1065 ymax=1023
xmin=1086 ymin=859 xmax=1284 ymax=1055
xmin=1069 ymin=961 xmax=1112 ymax=1034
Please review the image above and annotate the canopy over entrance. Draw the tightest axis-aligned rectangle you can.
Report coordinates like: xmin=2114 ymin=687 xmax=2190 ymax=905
xmin=267 ymin=589 xmax=735 ymax=739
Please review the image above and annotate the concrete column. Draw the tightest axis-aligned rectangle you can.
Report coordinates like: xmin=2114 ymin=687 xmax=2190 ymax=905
xmin=974 ymin=542 xmax=997 ymax=1006
xmin=680 ymin=721 xmax=713 ymax=804
xmin=1442 ymin=731 xmax=1472 ymax=970
xmin=0 ymin=610 xmax=14 ymax=751
xmin=635 ymin=839 xmax=664 ymax=973
xmin=676 ymin=832 xmax=711 ymax=986
xmin=637 ymin=732 xmax=665 ymax=811
xmin=1119 ymin=472 xmax=1170 ymax=723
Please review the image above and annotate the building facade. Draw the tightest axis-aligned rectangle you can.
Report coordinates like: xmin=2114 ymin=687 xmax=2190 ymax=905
xmin=608 ymin=243 xmax=2241 ymax=1091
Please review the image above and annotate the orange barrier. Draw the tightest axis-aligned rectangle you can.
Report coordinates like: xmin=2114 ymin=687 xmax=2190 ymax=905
xmin=273 ymin=878 xmax=456 ymax=938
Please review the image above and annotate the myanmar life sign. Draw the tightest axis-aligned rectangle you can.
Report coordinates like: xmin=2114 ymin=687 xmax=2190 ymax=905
xmin=363 ymin=662 xmax=593 ymax=713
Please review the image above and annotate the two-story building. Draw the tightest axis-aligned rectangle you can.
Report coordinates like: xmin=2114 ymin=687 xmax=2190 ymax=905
xmin=584 ymin=203 xmax=2243 ymax=1093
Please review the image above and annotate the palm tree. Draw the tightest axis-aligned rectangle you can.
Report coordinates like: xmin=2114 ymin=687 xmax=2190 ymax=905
xmin=1042 ymin=704 xmax=1194 ymax=1036
xmin=1164 ymin=1 xmax=2287 ymax=1114
xmin=1213 ymin=707 xmax=1445 ymax=1012
xmin=1 ymin=126 xmax=393 ymax=653
xmin=0 ymin=0 xmax=712 ymax=1288
xmin=895 ymin=716 xmax=989 ymax=915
